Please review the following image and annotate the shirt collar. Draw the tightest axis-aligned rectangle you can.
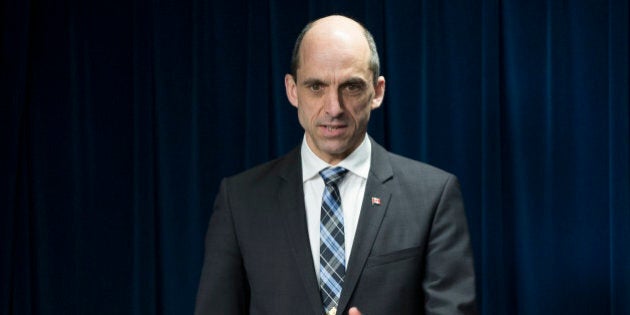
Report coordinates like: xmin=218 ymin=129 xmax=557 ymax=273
xmin=301 ymin=134 xmax=371 ymax=182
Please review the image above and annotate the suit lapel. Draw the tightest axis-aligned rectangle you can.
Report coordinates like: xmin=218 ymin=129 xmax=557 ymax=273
xmin=337 ymin=140 xmax=394 ymax=313
xmin=277 ymin=148 xmax=323 ymax=315
xmin=275 ymin=141 xmax=394 ymax=314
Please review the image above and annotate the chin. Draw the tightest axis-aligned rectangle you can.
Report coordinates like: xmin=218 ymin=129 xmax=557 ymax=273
xmin=322 ymin=146 xmax=353 ymax=159
xmin=319 ymin=140 xmax=348 ymax=151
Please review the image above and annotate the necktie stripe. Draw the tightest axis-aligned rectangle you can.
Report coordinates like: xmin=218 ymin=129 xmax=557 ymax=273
xmin=319 ymin=166 xmax=348 ymax=314
xmin=320 ymin=229 xmax=346 ymax=263
xmin=320 ymin=269 xmax=343 ymax=293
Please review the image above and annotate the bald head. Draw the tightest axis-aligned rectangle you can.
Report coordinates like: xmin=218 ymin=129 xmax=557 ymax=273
xmin=290 ymin=15 xmax=380 ymax=84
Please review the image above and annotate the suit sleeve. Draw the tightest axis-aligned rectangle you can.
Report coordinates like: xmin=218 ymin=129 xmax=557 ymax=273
xmin=194 ymin=179 xmax=249 ymax=315
xmin=423 ymin=175 xmax=477 ymax=315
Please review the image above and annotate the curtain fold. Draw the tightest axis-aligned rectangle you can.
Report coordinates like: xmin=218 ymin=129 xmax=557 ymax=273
xmin=2 ymin=0 xmax=628 ymax=314
xmin=608 ymin=1 xmax=630 ymax=314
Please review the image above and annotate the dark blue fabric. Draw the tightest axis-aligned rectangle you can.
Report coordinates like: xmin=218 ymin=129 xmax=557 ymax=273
xmin=2 ymin=0 xmax=628 ymax=314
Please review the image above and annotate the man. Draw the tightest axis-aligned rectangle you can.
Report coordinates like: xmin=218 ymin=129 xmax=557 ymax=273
xmin=195 ymin=15 xmax=476 ymax=315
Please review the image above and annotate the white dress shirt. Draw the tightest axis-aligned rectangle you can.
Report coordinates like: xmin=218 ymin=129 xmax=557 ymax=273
xmin=301 ymin=135 xmax=371 ymax=278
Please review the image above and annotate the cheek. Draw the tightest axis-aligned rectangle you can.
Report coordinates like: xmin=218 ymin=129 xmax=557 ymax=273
xmin=297 ymin=104 xmax=316 ymax=128
xmin=346 ymin=98 xmax=373 ymax=121
xmin=296 ymin=106 xmax=308 ymax=126
xmin=298 ymin=99 xmax=322 ymax=120
xmin=356 ymin=110 xmax=372 ymax=127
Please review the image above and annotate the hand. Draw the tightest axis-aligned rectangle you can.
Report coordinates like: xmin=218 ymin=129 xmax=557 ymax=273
xmin=349 ymin=307 xmax=362 ymax=315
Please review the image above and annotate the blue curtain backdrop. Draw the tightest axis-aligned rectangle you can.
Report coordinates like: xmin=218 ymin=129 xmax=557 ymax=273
xmin=2 ymin=0 xmax=629 ymax=314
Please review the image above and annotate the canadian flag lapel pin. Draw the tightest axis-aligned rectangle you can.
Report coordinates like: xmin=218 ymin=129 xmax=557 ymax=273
xmin=371 ymin=197 xmax=381 ymax=206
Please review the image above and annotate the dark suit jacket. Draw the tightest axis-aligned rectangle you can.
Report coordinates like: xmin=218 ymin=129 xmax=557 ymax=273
xmin=195 ymin=139 xmax=476 ymax=315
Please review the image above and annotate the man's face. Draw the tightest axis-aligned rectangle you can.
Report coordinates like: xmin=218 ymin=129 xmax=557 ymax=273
xmin=285 ymin=25 xmax=385 ymax=165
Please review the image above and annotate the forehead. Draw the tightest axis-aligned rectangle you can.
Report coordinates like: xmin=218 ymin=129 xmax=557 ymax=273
xmin=297 ymin=22 xmax=371 ymax=80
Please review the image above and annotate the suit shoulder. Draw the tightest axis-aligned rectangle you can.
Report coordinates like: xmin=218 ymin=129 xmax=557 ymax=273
xmin=381 ymin=151 xmax=463 ymax=209
xmin=224 ymin=148 xmax=299 ymax=187
xmin=386 ymin=151 xmax=457 ymax=182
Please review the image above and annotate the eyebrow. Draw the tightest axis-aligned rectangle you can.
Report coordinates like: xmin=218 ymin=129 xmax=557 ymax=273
xmin=341 ymin=77 xmax=368 ymax=86
xmin=301 ymin=78 xmax=327 ymax=87
xmin=300 ymin=77 xmax=368 ymax=87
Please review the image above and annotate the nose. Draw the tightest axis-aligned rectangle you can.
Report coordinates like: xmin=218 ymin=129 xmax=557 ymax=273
xmin=324 ymin=88 xmax=344 ymax=118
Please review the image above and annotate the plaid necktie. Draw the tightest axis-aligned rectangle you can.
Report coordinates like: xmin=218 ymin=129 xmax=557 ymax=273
xmin=319 ymin=166 xmax=349 ymax=315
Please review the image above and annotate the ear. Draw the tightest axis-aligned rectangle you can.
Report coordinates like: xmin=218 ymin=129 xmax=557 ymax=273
xmin=370 ymin=76 xmax=386 ymax=110
xmin=285 ymin=74 xmax=299 ymax=108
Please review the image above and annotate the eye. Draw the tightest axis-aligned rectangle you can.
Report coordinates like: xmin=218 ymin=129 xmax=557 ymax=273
xmin=309 ymin=83 xmax=322 ymax=92
xmin=346 ymin=84 xmax=361 ymax=92
xmin=342 ymin=82 xmax=366 ymax=96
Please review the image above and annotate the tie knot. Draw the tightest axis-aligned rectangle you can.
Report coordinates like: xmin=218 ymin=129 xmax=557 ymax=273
xmin=319 ymin=166 xmax=348 ymax=186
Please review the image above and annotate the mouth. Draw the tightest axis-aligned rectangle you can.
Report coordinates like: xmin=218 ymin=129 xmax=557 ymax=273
xmin=320 ymin=124 xmax=348 ymax=136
